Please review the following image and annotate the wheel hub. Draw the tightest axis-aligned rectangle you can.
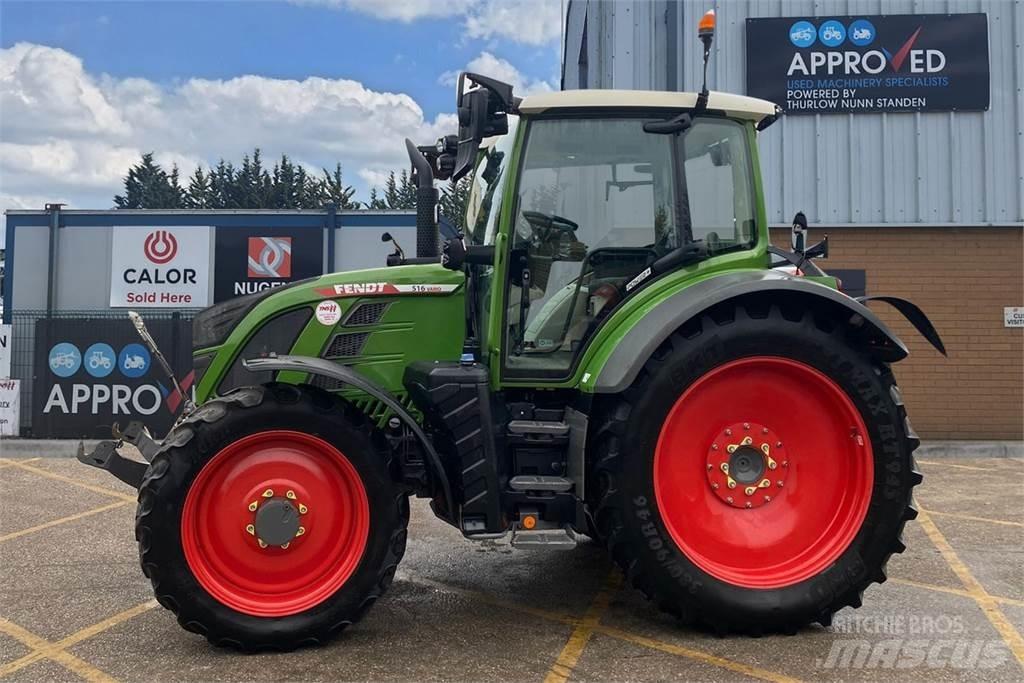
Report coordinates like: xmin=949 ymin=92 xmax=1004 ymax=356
xmin=706 ymin=422 xmax=788 ymax=509
xmin=245 ymin=488 xmax=309 ymax=549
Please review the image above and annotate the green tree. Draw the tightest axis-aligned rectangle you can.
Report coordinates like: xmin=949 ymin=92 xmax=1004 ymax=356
xmin=366 ymin=187 xmax=387 ymax=210
xmin=319 ymin=163 xmax=359 ymax=209
xmin=439 ymin=175 xmax=472 ymax=231
xmin=185 ymin=166 xmax=213 ymax=208
xmin=114 ymin=153 xmax=183 ymax=208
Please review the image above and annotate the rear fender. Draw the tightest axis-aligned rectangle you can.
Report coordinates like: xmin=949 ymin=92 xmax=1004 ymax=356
xmin=592 ymin=271 xmax=913 ymax=394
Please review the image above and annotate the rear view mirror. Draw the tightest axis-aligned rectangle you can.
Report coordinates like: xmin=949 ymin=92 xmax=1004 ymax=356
xmin=453 ymin=72 xmax=518 ymax=181
xmin=791 ymin=212 xmax=808 ymax=253
xmin=381 ymin=232 xmax=393 ymax=243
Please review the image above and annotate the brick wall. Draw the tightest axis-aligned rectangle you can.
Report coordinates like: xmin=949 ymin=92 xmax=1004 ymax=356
xmin=770 ymin=227 xmax=1023 ymax=441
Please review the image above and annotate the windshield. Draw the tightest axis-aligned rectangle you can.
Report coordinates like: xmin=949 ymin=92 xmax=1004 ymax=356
xmin=503 ymin=115 xmax=756 ymax=378
xmin=468 ymin=115 xmax=518 ymax=246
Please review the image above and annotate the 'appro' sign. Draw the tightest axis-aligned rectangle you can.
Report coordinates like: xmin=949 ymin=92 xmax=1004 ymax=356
xmin=746 ymin=14 xmax=989 ymax=114
xmin=110 ymin=227 xmax=211 ymax=307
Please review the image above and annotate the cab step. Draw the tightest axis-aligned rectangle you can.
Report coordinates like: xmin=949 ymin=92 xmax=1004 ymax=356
xmin=507 ymin=420 xmax=570 ymax=437
xmin=509 ymin=475 xmax=573 ymax=492
xmin=510 ymin=526 xmax=578 ymax=550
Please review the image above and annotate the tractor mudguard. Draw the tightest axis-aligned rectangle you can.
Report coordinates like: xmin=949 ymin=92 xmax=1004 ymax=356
xmin=856 ymin=295 xmax=947 ymax=356
xmin=243 ymin=355 xmax=454 ymax=516
xmin=593 ymin=270 xmax=913 ymax=394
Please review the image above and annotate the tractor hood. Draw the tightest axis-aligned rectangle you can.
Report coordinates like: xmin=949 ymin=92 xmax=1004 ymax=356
xmin=191 ymin=263 xmax=466 ymax=403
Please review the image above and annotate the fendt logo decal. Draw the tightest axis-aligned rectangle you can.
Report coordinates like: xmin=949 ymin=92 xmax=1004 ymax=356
xmin=143 ymin=230 xmax=178 ymax=264
xmin=314 ymin=283 xmax=459 ymax=298
xmin=247 ymin=236 xmax=292 ymax=278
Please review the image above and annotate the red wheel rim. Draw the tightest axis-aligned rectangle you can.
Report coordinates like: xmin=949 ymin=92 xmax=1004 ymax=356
xmin=654 ymin=357 xmax=873 ymax=589
xmin=181 ymin=430 xmax=369 ymax=617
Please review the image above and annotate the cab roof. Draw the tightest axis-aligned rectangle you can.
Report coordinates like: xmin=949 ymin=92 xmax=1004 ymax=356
xmin=518 ymin=89 xmax=779 ymax=124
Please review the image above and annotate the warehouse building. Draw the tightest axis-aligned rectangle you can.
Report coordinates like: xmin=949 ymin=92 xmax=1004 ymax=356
xmin=1 ymin=207 xmax=416 ymax=437
xmin=562 ymin=0 xmax=1023 ymax=440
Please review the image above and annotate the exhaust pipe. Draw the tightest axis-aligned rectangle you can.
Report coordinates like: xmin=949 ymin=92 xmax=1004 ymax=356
xmin=405 ymin=138 xmax=439 ymax=258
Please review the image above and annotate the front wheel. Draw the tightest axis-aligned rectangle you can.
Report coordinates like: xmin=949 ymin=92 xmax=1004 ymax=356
xmin=136 ymin=383 xmax=408 ymax=650
xmin=592 ymin=301 xmax=921 ymax=633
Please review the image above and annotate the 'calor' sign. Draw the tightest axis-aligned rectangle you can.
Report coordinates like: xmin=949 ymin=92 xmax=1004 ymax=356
xmin=110 ymin=227 xmax=211 ymax=307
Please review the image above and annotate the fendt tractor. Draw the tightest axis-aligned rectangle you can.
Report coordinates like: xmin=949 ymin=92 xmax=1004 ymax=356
xmin=81 ymin=12 xmax=945 ymax=650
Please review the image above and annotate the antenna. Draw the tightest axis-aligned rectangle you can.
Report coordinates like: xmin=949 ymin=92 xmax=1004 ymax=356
xmin=696 ymin=9 xmax=716 ymax=111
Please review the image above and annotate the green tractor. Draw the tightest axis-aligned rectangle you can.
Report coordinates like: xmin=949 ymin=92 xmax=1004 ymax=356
xmin=81 ymin=15 xmax=945 ymax=650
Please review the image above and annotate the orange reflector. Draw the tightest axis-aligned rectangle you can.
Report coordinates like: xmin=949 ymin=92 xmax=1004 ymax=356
xmin=698 ymin=9 xmax=716 ymax=36
xmin=522 ymin=515 xmax=537 ymax=530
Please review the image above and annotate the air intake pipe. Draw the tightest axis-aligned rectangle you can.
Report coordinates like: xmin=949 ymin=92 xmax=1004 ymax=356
xmin=405 ymin=138 xmax=439 ymax=258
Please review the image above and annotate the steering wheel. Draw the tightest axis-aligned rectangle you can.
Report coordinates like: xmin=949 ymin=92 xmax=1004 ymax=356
xmin=521 ymin=210 xmax=579 ymax=233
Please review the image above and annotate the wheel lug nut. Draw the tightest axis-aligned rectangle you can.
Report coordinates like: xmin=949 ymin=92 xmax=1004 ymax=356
xmin=296 ymin=526 xmax=306 ymax=537
xmin=247 ymin=501 xmax=258 ymax=512
xmin=298 ymin=503 xmax=308 ymax=514
xmin=281 ymin=542 xmax=290 ymax=550
xmin=262 ymin=488 xmax=274 ymax=498
xmin=245 ymin=524 xmax=255 ymax=536
xmin=286 ymin=490 xmax=296 ymax=500
xmin=258 ymin=539 xmax=268 ymax=548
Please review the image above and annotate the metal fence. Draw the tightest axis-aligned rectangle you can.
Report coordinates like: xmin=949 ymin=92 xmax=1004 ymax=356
xmin=9 ymin=309 xmax=197 ymax=435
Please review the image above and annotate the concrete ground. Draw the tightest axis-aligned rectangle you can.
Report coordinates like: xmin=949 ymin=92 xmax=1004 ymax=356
xmin=0 ymin=453 xmax=1021 ymax=682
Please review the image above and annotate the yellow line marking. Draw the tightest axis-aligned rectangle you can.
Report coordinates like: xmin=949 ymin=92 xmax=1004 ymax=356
xmin=594 ymin=624 xmax=802 ymax=683
xmin=0 ymin=619 xmax=116 ymax=682
xmin=0 ymin=460 xmax=136 ymax=502
xmin=916 ymin=459 xmax=1012 ymax=472
xmin=890 ymin=578 xmax=1024 ymax=608
xmin=916 ymin=503 xmax=1024 ymax=669
xmin=0 ymin=457 xmax=40 ymax=469
xmin=406 ymin=574 xmax=801 ymax=682
xmin=0 ymin=500 xmax=132 ymax=544
xmin=925 ymin=509 xmax=1024 ymax=528
xmin=543 ymin=570 xmax=621 ymax=683
xmin=0 ymin=599 xmax=157 ymax=680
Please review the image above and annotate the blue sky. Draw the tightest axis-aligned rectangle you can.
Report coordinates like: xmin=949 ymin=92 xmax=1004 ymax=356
xmin=0 ymin=0 xmax=562 ymax=217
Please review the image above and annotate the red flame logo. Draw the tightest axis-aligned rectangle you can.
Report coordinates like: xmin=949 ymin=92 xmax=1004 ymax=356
xmin=143 ymin=230 xmax=178 ymax=264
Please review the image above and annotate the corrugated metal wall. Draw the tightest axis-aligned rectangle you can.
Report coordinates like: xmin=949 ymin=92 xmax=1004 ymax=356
xmin=563 ymin=0 xmax=1023 ymax=226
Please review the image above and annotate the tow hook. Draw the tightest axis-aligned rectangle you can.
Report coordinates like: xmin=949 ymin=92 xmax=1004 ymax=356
xmin=76 ymin=420 xmax=160 ymax=490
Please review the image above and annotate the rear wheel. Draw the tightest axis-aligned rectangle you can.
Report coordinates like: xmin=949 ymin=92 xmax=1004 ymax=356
xmin=592 ymin=301 xmax=921 ymax=633
xmin=136 ymin=383 xmax=408 ymax=650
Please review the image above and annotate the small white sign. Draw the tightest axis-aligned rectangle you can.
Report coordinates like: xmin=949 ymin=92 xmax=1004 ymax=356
xmin=0 ymin=324 xmax=10 ymax=378
xmin=315 ymin=300 xmax=342 ymax=326
xmin=110 ymin=227 xmax=211 ymax=307
xmin=0 ymin=378 xmax=20 ymax=436
xmin=1005 ymin=307 xmax=1024 ymax=328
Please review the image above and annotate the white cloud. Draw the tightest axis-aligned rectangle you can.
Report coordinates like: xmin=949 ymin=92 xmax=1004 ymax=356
xmin=295 ymin=0 xmax=561 ymax=46
xmin=463 ymin=0 xmax=562 ymax=47
xmin=0 ymin=43 xmax=462 ymax=209
xmin=440 ymin=51 xmax=555 ymax=96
